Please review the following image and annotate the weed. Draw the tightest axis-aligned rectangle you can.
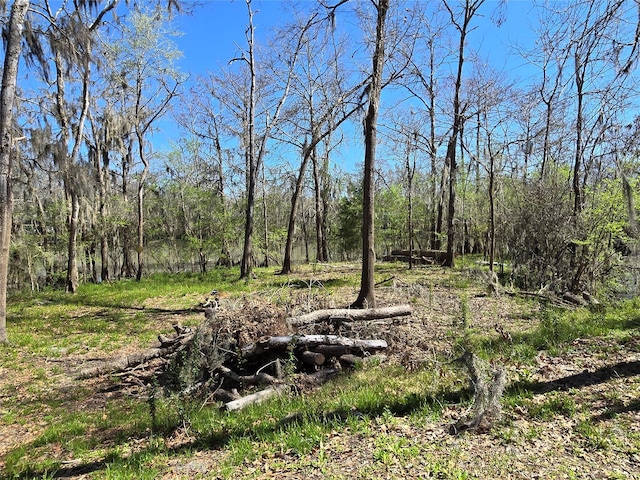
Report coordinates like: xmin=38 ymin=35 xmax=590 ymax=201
xmin=524 ymin=424 xmax=543 ymax=441
xmin=576 ymin=420 xmax=611 ymax=451
xmin=429 ymin=281 xmax=434 ymax=308
xmin=527 ymin=393 xmax=578 ymax=420
xmin=459 ymin=293 xmax=470 ymax=329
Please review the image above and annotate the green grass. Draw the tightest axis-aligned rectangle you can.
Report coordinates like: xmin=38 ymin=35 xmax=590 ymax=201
xmin=2 ymin=264 xmax=640 ymax=479
xmin=526 ymin=392 xmax=579 ymax=420
xmin=471 ymin=297 xmax=640 ymax=362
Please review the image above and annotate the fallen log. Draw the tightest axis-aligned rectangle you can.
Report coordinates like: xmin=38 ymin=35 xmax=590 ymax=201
xmin=78 ymin=348 xmax=166 ymax=379
xmin=224 ymin=385 xmax=287 ymax=411
xmin=294 ymin=368 xmax=341 ymax=389
xmin=240 ymin=335 xmax=388 ymax=357
xmin=300 ymin=350 xmax=326 ymax=366
xmin=391 ymin=249 xmax=447 ymax=263
xmin=562 ymin=291 xmax=589 ymax=306
xmin=77 ymin=329 xmax=194 ymax=379
xmin=216 ymin=364 xmax=281 ymax=386
xmin=383 ymin=254 xmax=435 ymax=265
xmin=287 ymin=305 xmax=411 ymax=327
xmin=339 ymin=353 xmax=364 ymax=368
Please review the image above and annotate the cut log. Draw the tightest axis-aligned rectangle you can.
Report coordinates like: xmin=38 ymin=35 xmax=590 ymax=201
xmin=310 ymin=343 xmax=388 ymax=358
xmin=224 ymin=385 xmax=287 ymax=411
xmin=216 ymin=365 xmax=280 ymax=386
xmin=300 ymin=350 xmax=326 ymax=366
xmin=339 ymin=353 xmax=387 ymax=368
xmin=287 ymin=305 xmax=411 ymax=327
xmin=241 ymin=335 xmax=388 ymax=357
xmin=213 ymin=388 xmax=241 ymax=403
xmin=295 ymin=368 xmax=341 ymax=389
xmin=339 ymin=354 xmax=363 ymax=367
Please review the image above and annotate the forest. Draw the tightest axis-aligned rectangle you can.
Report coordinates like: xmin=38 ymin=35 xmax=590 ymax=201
xmin=1 ymin=0 xmax=639 ymax=313
xmin=1 ymin=1 xmax=640 ymax=477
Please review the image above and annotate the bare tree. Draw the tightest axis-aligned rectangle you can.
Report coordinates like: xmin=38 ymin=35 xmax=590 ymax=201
xmin=277 ymin=9 xmax=367 ymax=274
xmin=204 ymin=0 xmax=310 ymax=279
xmin=442 ymin=0 xmax=485 ymax=268
xmin=351 ymin=0 xmax=389 ymax=309
xmin=399 ymin=4 xmax=448 ymax=250
xmin=533 ymin=10 xmax=571 ymax=179
xmin=0 ymin=0 xmax=30 ymax=342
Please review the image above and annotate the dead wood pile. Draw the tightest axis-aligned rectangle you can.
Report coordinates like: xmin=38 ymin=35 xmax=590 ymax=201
xmin=78 ymin=299 xmax=410 ymax=411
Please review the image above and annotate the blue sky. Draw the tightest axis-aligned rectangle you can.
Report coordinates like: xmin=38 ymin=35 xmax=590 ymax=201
xmin=156 ymin=0 xmax=541 ymax=169
xmin=174 ymin=1 xmax=294 ymax=79
xmin=172 ymin=0 xmax=539 ymax=80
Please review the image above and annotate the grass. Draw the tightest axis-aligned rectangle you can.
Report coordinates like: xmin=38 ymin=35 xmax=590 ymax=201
xmin=1 ymin=264 xmax=640 ymax=478
xmin=526 ymin=392 xmax=579 ymax=420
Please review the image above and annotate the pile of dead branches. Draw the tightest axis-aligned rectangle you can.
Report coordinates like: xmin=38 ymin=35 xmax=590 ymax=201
xmin=77 ymin=299 xmax=411 ymax=411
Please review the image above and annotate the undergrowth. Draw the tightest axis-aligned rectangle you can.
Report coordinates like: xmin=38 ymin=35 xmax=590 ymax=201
xmin=1 ymin=265 xmax=639 ymax=479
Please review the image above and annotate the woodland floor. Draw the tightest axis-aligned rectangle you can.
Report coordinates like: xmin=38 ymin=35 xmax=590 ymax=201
xmin=1 ymin=264 xmax=639 ymax=479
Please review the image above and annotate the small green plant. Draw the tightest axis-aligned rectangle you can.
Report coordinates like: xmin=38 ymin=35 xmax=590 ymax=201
xmin=459 ymin=293 xmax=470 ymax=329
xmin=527 ymin=393 xmax=578 ymax=420
xmin=148 ymin=379 xmax=159 ymax=432
xmin=576 ymin=420 xmax=610 ymax=451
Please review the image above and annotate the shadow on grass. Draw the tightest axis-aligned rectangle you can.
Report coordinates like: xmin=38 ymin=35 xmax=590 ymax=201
xmin=4 ymin=374 xmax=469 ymax=479
xmin=510 ymin=359 xmax=640 ymax=395
xmin=192 ymin=386 xmax=469 ymax=452
xmin=508 ymin=358 xmax=640 ymax=426
xmin=6 ymin=460 xmax=109 ymax=480
xmin=12 ymin=355 xmax=640 ymax=479
xmin=592 ymin=398 xmax=640 ymax=422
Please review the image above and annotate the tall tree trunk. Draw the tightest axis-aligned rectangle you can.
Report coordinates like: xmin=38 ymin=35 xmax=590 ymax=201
xmin=65 ymin=186 xmax=80 ymax=292
xmin=435 ymin=158 xmax=448 ymax=250
xmin=55 ymin=43 xmax=91 ymax=293
xmin=238 ymin=1 xmax=311 ymax=277
xmin=488 ymin=152 xmax=496 ymax=272
xmin=240 ymin=1 xmax=258 ymax=279
xmin=443 ymin=0 xmax=484 ymax=268
xmin=91 ymin=139 xmax=110 ymax=283
xmin=0 ymin=0 xmax=29 ymax=342
xmin=444 ymin=134 xmax=459 ymax=267
xmin=428 ymin=53 xmax=438 ymax=250
xmin=405 ymin=137 xmax=415 ymax=270
xmin=135 ymin=129 xmax=148 ymax=282
xmin=261 ymin=160 xmax=269 ymax=268
xmin=352 ymin=0 xmax=389 ymax=309
xmin=213 ymin=117 xmax=232 ymax=267
xmin=240 ymin=151 xmax=257 ymax=278
xmin=281 ymin=146 xmax=312 ymax=274
xmin=99 ymin=146 xmax=109 ymax=282
xmin=573 ymin=49 xmax=585 ymax=215
xmin=121 ymin=142 xmax=134 ymax=278
xmin=312 ymin=143 xmax=326 ymax=262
